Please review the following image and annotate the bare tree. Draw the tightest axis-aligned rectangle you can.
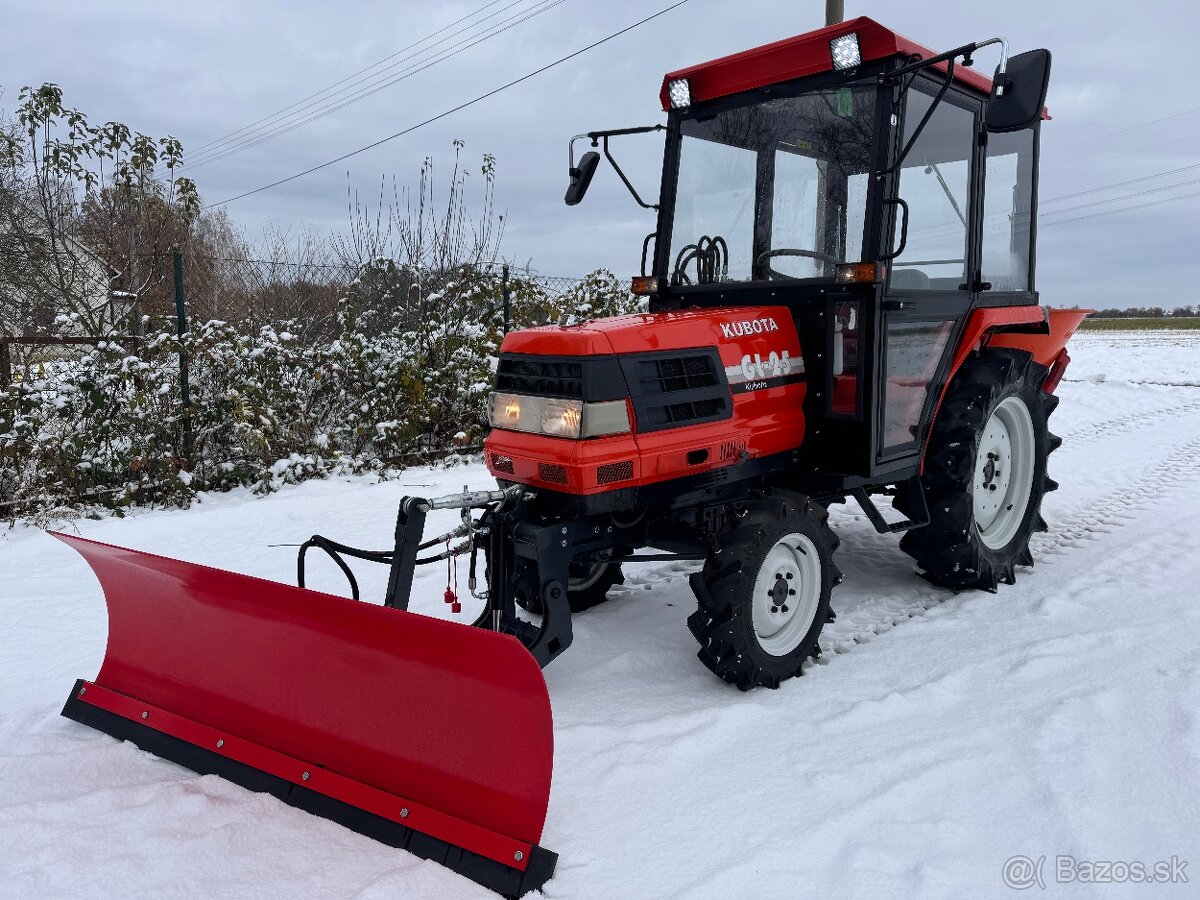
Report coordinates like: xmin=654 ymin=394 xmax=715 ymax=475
xmin=332 ymin=140 xmax=506 ymax=328
xmin=0 ymin=83 xmax=198 ymax=337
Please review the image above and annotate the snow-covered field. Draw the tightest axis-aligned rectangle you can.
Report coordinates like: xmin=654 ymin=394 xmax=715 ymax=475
xmin=3 ymin=330 xmax=1199 ymax=899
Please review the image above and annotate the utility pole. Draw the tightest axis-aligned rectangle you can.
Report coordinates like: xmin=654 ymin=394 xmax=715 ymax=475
xmin=825 ymin=0 xmax=844 ymax=26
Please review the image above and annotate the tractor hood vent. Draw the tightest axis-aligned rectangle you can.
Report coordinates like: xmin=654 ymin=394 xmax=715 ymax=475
xmin=496 ymin=358 xmax=584 ymax=399
xmin=495 ymin=354 xmax=628 ymax=403
xmin=634 ymin=354 xmax=719 ymax=395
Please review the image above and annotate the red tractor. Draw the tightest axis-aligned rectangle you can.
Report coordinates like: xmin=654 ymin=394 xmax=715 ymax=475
xmin=57 ymin=18 xmax=1084 ymax=897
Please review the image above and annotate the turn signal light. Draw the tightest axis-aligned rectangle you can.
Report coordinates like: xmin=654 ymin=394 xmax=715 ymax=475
xmin=835 ymin=262 xmax=886 ymax=284
xmin=631 ymin=276 xmax=659 ymax=295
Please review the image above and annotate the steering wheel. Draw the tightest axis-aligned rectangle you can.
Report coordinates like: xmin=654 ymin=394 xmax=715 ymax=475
xmin=755 ymin=248 xmax=840 ymax=280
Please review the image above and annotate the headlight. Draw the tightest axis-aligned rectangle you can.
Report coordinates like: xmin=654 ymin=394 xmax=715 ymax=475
xmin=541 ymin=398 xmax=583 ymax=438
xmin=489 ymin=393 xmax=630 ymax=439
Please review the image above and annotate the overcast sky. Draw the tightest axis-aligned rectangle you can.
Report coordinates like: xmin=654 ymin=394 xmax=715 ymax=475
xmin=2 ymin=0 xmax=1195 ymax=308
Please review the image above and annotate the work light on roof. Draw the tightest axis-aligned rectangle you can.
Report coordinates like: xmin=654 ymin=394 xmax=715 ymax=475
xmin=830 ymin=32 xmax=862 ymax=70
xmin=667 ymin=78 xmax=692 ymax=109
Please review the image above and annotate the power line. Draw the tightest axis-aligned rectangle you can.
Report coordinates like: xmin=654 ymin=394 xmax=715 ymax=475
xmin=1039 ymin=188 xmax=1200 ymax=226
xmin=904 ymin=157 xmax=1200 ymax=244
xmin=1043 ymin=131 xmax=1200 ymax=175
xmin=1039 ymin=176 xmax=1200 ymax=218
xmin=185 ymin=0 xmax=510 ymax=158
xmin=1041 ymin=161 xmax=1200 ymax=204
xmin=206 ymin=0 xmax=690 ymax=209
xmin=187 ymin=0 xmax=566 ymax=172
xmin=1043 ymin=105 xmax=1200 ymax=155
xmin=186 ymin=0 xmax=563 ymax=171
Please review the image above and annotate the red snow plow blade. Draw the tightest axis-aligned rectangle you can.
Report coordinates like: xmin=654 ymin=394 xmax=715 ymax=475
xmin=55 ymin=533 xmax=556 ymax=897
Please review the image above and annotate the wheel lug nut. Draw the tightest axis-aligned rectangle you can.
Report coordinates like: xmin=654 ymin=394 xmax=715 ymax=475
xmin=781 ymin=605 xmax=789 ymax=613
xmin=785 ymin=572 xmax=793 ymax=580
xmin=789 ymin=588 xmax=796 ymax=596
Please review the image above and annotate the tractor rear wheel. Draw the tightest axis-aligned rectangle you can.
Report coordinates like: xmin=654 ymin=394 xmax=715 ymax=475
xmin=688 ymin=492 xmax=839 ymax=690
xmin=898 ymin=348 xmax=1060 ymax=591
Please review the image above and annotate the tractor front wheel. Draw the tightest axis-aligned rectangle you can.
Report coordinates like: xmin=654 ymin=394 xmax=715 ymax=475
xmin=688 ymin=492 xmax=839 ymax=690
xmin=898 ymin=348 xmax=1059 ymax=590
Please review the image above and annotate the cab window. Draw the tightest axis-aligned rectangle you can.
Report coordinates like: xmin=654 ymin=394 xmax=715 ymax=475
xmin=981 ymin=127 xmax=1036 ymax=292
xmin=890 ymin=89 xmax=976 ymax=291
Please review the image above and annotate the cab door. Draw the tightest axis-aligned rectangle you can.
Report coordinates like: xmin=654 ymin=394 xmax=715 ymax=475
xmin=875 ymin=82 xmax=982 ymax=469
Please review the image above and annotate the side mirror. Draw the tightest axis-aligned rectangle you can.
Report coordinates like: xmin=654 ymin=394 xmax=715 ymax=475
xmin=564 ymin=151 xmax=600 ymax=206
xmin=986 ymin=48 xmax=1051 ymax=133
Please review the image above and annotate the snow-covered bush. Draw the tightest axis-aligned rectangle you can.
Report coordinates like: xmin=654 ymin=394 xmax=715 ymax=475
xmin=0 ymin=267 xmax=641 ymax=519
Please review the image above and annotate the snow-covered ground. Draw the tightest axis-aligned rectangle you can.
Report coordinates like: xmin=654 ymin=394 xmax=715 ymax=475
xmin=3 ymin=330 xmax=1199 ymax=899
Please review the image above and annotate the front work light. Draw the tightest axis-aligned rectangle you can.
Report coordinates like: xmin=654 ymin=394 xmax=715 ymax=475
xmin=490 ymin=393 xmax=631 ymax=439
xmin=667 ymin=78 xmax=692 ymax=109
xmin=830 ymin=33 xmax=861 ymax=70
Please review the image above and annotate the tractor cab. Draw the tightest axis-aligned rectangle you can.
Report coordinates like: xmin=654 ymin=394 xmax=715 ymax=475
xmin=568 ymin=17 xmax=1051 ymax=489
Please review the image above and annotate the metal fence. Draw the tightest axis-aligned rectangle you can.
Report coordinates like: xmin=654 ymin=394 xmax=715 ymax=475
xmin=171 ymin=254 xmax=589 ymax=338
xmin=0 ymin=251 xmax=591 ymax=385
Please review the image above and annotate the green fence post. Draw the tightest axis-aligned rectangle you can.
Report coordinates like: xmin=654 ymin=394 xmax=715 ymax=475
xmin=172 ymin=246 xmax=193 ymax=459
xmin=502 ymin=264 xmax=511 ymax=334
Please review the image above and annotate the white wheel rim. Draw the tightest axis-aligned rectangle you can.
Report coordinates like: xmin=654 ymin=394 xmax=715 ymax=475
xmin=973 ymin=395 xmax=1035 ymax=550
xmin=751 ymin=533 xmax=822 ymax=656
xmin=569 ymin=562 xmax=607 ymax=592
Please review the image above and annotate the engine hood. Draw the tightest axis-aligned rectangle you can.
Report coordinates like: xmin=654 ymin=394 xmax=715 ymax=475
xmin=499 ymin=306 xmax=793 ymax=357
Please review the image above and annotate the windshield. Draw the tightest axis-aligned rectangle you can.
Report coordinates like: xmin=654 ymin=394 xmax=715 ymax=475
xmin=668 ymin=85 xmax=877 ymax=286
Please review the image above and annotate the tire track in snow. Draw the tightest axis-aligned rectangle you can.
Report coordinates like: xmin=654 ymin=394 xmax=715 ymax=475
xmin=811 ymin=428 xmax=1200 ymax=660
xmin=1058 ymin=397 xmax=1200 ymax=448
xmin=610 ymin=418 xmax=1200 ymax=676
xmin=611 ymin=538 xmax=953 ymax=670
xmin=1064 ymin=378 xmax=1200 ymax=389
xmin=1033 ymin=433 xmax=1200 ymax=557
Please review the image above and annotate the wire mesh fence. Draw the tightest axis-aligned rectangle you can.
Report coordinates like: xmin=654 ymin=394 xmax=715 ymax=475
xmin=169 ymin=254 xmax=597 ymax=340
xmin=0 ymin=250 xmax=602 ymax=382
xmin=0 ymin=250 xmax=638 ymax=518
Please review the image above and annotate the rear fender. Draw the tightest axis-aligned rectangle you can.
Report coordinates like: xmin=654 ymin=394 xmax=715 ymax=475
xmin=988 ymin=308 xmax=1091 ymax=370
xmin=922 ymin=306 xmax=1091 ymax=472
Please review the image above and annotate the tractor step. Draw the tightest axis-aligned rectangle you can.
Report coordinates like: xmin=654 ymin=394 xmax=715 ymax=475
xmin=850 ymin=480 xmax=930 ymax=534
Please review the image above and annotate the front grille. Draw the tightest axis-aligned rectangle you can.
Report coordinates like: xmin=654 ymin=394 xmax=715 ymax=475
xmin=620 ymin=348 xmax=731 ymax=434
xmin=640 ymin=396 xmax=728 ymax=428
xmin=635 ymin=355 xmax=718 ymax=395
xmin=596 ymin=460 xmax=634 ymax=485
xmin=490 ymin=453 xmax=514 ymax=475
xmin=496 ymin=358 xmax=583 ymax=399
xmin=537 ymin=462 xmax=568 ymax=485
xmin=665 ymin=397 xmax=723 ymax=422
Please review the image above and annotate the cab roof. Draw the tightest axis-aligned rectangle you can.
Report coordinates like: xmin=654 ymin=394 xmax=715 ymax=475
xmin=659 ymin=16 xmax=998 ymax=110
